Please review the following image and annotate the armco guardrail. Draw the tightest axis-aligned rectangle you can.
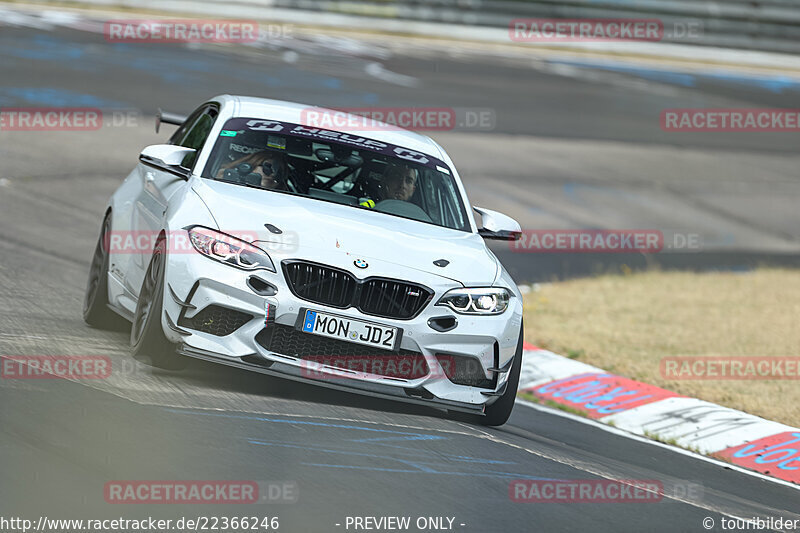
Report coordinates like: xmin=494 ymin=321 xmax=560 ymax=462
xmin=261 ymin=0 xmax=800 ymax=54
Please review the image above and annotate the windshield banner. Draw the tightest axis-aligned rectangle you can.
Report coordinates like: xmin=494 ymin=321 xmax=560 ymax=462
xmin=220 ymin=117 xmax=449 ymax=171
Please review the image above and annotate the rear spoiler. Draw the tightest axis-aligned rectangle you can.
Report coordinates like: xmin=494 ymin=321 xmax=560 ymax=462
xmin=155 ymin=108 xmax=188 ymax=133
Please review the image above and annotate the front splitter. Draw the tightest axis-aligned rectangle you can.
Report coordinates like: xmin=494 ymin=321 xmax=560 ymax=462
xmin=176 ymin=344 xmax=486 ymax=416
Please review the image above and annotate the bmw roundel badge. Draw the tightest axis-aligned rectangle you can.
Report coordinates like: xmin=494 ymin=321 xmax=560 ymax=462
xmin=354 ymin=259 xmax=368 ymax=269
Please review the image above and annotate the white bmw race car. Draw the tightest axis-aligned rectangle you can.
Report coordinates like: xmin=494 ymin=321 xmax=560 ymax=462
xmin=83 ymin=95 xmax=524 ymax=425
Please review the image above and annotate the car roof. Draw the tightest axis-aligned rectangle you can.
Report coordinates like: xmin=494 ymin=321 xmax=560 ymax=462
xmin=213 ymin=94 xmax=448 ymax=162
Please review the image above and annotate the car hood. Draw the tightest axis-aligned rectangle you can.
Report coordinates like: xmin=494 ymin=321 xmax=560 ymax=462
xmin=191 ymin=178 xmax=498 ymax=286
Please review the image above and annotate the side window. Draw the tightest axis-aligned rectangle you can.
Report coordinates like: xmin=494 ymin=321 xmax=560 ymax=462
xmin=440 ymin=178 xmax=466 ymax=230
xmin=168 ymin=108 xmax=203 ymax=146
xmin=169 ymin=104 xmax=219 ymax=169
xmin=425 ymin=173 xmax=465 ymax=230
xmin=420 ymin=170 xmax=445 ymax=226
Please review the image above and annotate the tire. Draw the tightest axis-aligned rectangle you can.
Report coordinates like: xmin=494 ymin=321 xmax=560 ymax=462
xmin=480 ymin=325 xmax=524 ymax=427
xmin=130 ymin=237 xmax=185 ymax=370
xmin=83 ymin=213 xmax=125 ymax=329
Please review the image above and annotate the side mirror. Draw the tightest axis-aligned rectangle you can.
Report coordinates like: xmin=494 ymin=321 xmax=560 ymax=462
xmin=474 ymin=206 xmax=522 ymax=241
xmin=139 ymin=144 xmax=196 ymax=180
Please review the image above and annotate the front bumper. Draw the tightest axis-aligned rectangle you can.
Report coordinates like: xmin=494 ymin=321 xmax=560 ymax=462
xmin=160 ymin=247 xmax=522 ymax=408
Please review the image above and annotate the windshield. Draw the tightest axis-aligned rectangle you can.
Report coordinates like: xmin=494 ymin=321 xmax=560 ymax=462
xmin=201 ymin=117 xmax=470 ymax=232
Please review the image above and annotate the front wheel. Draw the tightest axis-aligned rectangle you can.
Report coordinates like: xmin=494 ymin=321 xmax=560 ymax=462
xmin=130 ymin=237 xmax=185 ymax=370
xmin=83 ymin=213 xmax=125 ymax=330
xmin=480 ymin=325 xmax=524 ymax=427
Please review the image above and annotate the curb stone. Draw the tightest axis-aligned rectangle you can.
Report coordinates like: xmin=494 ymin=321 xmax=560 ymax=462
xmin=519 ymin=343 xmax=800 ymax=485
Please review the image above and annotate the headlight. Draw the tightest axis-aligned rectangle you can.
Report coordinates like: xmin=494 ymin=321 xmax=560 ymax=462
xmin=436 ymin=287 xmax=510 ymax=315
xmin=187 ymin=226 xmax=275 ymax=272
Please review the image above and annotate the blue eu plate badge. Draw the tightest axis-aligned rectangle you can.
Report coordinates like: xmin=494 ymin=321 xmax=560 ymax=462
xmin=303 ymin=311 xmax=316 ymax=332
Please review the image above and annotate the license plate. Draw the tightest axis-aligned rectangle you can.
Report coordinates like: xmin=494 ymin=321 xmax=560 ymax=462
xmin=299 ymin=309 xmax=400 ymax=352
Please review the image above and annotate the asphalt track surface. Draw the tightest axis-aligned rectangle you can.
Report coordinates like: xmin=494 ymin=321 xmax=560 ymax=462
xmin=1 ymin=6 xmax=799 ymax=532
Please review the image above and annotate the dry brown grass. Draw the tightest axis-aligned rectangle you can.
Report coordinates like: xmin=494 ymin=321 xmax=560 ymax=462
xmin=522 ymin=269 xmax=800 ymax=428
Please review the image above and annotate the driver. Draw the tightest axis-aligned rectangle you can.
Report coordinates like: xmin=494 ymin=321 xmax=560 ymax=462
xmin=216 ymin=149 xmax=288 ymax=190
xmin=382 ymin=163 xmax=418 ymax=202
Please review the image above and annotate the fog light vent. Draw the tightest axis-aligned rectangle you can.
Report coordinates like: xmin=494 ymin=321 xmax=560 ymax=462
xmin=427 ymin=316 xmax=457 ymax=332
